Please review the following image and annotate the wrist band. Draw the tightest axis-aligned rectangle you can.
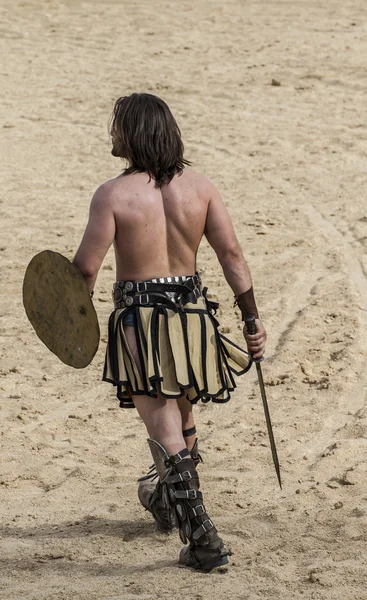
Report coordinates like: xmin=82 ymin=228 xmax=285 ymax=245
xmin=235 ymin=287 xmax=259 ymax=320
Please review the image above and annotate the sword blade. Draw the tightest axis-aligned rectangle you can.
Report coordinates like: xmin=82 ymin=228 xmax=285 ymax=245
xmin=255 ymin=361 xmax=282 ymax=489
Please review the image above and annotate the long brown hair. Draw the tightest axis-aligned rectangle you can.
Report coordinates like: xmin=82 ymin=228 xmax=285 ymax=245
xmin=109 ymin=93 xmax=191 ymax=189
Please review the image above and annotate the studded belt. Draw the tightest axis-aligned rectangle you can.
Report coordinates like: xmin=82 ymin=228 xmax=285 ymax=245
xmin=112 ymin=274 xmax=202 ymax=309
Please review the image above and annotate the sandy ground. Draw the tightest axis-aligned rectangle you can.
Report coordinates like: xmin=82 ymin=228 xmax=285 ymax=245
xmin=1 ymin=0 xmax=367 ymax=598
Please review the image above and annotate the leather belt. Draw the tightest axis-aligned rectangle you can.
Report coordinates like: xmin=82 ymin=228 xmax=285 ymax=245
xmin=112 ymin=274 xmax=202 ymax=309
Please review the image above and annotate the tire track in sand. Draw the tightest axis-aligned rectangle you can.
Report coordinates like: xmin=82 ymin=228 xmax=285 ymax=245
xmin=299 ymin=202 xmax=367 ymax=463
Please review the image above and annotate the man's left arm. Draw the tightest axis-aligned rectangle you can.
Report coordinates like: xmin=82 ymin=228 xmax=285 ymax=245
xmin=73 ymin=184 xmax=116 ymax=294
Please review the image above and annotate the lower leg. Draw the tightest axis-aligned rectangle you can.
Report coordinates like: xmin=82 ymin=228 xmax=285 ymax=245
xmin=133 ymin=393 xmax=187 ymax=456
xmin=146 ymin=432 xmax=229 ymax=570
xmin=134 ymin=393 xmax=192 ymax=533
xmin=134 ymin=394 xmax=228 ymax=569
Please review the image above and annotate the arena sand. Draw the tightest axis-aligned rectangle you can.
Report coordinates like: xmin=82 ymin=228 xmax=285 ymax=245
xmin=1 ymin=1 xmax=366 ymax=598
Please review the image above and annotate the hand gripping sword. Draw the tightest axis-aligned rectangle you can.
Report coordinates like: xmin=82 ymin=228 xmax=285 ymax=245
xmin=245 ymin=315 xmax=282 ymax=489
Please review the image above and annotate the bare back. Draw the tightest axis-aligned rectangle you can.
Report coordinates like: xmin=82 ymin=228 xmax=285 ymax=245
xmin=111 ymin=170 xmax=209 ymax=280
xmin=73 ymin=166 xmax=244 ymax=294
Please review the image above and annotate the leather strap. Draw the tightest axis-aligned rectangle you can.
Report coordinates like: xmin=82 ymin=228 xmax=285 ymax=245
xmin=192 ymin=519 xmax=214 ymax=540
xmin=182 ymin=426 xmax=197 ymax=438
xmin=113 ymin=284 xmax=201 ymax=310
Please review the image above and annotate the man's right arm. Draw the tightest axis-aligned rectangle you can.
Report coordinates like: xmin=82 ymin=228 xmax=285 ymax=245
xmin=203 ymin=180 xmax=267 ymax=358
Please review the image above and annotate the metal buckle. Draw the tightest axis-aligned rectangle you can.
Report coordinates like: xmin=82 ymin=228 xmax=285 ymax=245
xmin=136 ymin=281 xmax=148 ymax=292
xmin=172 ymin=451 xmax=183 ymax=464
xmin=181 ymin=470 xmax=192 ymax=482
xmin=191 ymin=504 xmax=205 ymax=517
xmin=138 ymin=294 xmax=149 ymax=305
xmin=169 ymin=488 xmax=197 ymax=501
xmin=201 ymin=518 xmax=213 ymax=532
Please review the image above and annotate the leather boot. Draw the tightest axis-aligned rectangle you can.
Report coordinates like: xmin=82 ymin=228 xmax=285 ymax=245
xmin=166 ymin=451 xmax=229 ymax=571
xmin=138 ymin=437 xmax=202 ymax=533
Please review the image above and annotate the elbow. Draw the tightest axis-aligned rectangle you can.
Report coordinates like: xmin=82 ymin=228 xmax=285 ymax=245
xmin=218 ymin=245 xmax=244 ymax=268
xmin=72 ymin=258 xmax=98 ymax=280
xmin=80 ymin=267 xmax=97 ymax=280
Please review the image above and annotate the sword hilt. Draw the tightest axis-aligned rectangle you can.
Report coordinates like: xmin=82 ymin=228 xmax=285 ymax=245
xmin=245 ymin=315 xmax=264 ymax=363
xmin=245 ymin=314 xmax=257 ymax=335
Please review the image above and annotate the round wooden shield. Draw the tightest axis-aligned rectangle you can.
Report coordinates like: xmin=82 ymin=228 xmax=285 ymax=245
xmin=23 ymin=250 xmax=100 ymax=369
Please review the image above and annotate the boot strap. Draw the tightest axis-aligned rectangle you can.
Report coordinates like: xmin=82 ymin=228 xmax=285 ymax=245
xmin=170 ymin=488 xmax=201 ymax=501
xmin=165 ymin=470 xmax=192 ymax=484
xmin=188 ymin=503 xmax=206 ymax=517
xmin=192 ymin=519 xmax=214 ymax=541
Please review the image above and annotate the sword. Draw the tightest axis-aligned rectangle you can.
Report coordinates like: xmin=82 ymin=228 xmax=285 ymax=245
xmin=245 ymin=315 xmax=282 ymax=489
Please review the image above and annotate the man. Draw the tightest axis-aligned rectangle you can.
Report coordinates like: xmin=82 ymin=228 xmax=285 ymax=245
xmin=73 ymin=93 xmax=267 ymax=571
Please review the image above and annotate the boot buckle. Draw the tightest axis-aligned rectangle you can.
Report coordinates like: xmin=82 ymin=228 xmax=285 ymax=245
xmin=201 ymin=518 xmax=213 ymax=532
xmin=181 ymin=470 xmax=192 ymax=482
xmin=190 ymin=504 xmax=205 ymax=517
